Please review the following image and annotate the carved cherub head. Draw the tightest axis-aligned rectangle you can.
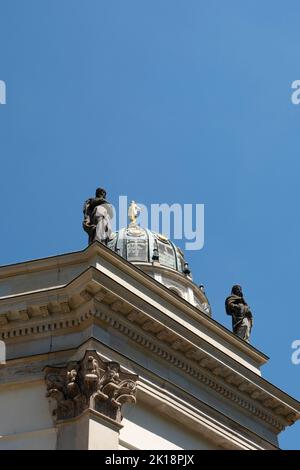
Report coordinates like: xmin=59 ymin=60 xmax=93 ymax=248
xmin=67 ymin=368 xmax=77 ymax=383
xmin=106 ymin=362 xmax=120 ymax=380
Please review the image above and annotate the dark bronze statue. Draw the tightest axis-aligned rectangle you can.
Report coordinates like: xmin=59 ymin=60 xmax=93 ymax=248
xmin=83 ymin=187 xmax=114 ymax=244
xmin=225 ymin=285 xmax=253 ymax=342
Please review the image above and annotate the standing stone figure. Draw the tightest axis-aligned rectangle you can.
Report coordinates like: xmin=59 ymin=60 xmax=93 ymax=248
xmin=225 ymin=285 xmax=253 ymax=342
xmin=83 ymin=187 xmax=114 ymax=244
xmin=128 ymin=200 xmax=141 ymax=225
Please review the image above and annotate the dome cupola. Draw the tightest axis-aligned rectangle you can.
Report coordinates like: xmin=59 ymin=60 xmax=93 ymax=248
xmin=106 ymin=201 xmax=211 ymax=316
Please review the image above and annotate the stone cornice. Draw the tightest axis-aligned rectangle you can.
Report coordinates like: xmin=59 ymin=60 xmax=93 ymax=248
xmin=1 ymin=246 xmax=299 ymax=432
xmin=0 ymin=242 xmax=268 ymax=367
xmin=0 ymin=266 xmax=267 ymax=375
xmin=0 ymin=283 xmax=299 ymax=432
xmin=91 ymin=304 xmax=296 ymax=432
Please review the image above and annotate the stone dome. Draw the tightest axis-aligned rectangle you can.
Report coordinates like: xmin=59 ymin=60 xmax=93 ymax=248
xmin=107 ymin=225 xmax=187 ymax=273
xmin=107 ymin=224 xmax=211 ymax=316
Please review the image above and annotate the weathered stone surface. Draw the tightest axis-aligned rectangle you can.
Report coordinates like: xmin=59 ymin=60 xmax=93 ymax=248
xmin=225 ymin=285 xmax=253 ymax=342
xmin=44 ymin=350 xmax=138 ymax=423
xmin=83 ymin=188 xmax=113 ymax=244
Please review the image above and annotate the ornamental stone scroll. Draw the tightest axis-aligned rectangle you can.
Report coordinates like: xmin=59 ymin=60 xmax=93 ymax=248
xmin=44 ymin=350 xmax=138 ymax=423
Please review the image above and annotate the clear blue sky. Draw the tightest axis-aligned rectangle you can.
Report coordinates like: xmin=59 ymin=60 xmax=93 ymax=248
xmin=0 ymin=0 xmax=299 ymax=449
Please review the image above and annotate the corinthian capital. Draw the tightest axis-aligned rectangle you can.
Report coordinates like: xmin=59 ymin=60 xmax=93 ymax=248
xmin=44 ymin=350 xmax=138 ymax=423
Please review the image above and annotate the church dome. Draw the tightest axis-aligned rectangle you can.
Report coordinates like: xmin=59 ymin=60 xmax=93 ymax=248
xmin=107 ymin=225 xmax=187 ymax=274
xmin=107 ymin=223 xmax=211 ymax=316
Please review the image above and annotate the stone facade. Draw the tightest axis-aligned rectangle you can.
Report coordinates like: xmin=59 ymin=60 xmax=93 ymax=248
xmin=0 ymin=241 xmax=299 ymax=449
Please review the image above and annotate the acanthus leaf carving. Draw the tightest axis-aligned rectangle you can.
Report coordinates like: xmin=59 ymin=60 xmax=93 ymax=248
xmin=44 ymin=350 xmax=138 ymax=423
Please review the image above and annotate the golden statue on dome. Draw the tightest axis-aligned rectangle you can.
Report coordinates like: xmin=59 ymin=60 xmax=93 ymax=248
xmin=128 ymin=200 xmax=141 ymax=226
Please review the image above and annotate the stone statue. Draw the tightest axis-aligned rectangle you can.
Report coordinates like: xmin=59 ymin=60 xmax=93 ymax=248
xmin=83 ymin=188 xmax=114 ymax=244
xmin=128 ymin=200 xmax=141 ymax=225
xmin=225 ymin=285 xmax=253 ymax=342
